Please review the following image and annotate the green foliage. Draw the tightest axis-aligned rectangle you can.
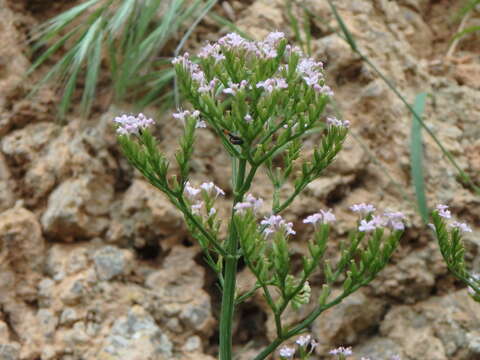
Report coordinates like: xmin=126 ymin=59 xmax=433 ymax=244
xmin=410 ymin=93 xmax=429 ymax=223
xmin=431 ymin=211 xmax=480 ymax=302
xmin=29 ymin=0 xmax=215 ymax=118
xmin=116 ymin=32 xmax=403 ymax=360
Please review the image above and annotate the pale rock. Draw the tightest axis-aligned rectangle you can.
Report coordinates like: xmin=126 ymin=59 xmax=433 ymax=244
xmin=97 ymin=306 xmax=172 ymax=360
xmin=41 ymin=175 xmax=113 ymax=240
xmin=60 ymin=308 xmax=81 ymax=326
xmin=60 ymin=279 xmax=87 ymax=306
xmin=380 ymin=290 xmax=480 ymax=359
xmin=0 ymin=207 xmax=45 ymax=302
xmin=0 ymin=343 xmax=20 ymax=360
xmin=182 ymin=335 xmax=202 ymax=352
xmin=0 ymin=153 xmax=15 ymax=212
xmin=108 ymin=179 xmax=184 ymax=246
xmin=37 ymin=309 xmax=58 ymax=339
xmin=93 ymin=245 xmax=133 ymax=281
xmin=312 ymin=289 xmax=386 ymax=353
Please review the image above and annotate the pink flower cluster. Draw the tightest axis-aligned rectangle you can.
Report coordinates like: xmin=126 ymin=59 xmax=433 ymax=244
xmin=350 ymin=203 xmax=406 ymax=232
xmin=434 ymin=204 xmax=472 ymax=233
xmin=174 ymin=31 xmax=333 ymax=100
xmin=184 ymin=181 xmax=225 ymax=216
xmin=327 ymin=116 xmax=350 ymax=128
xmin=114 ymin=113 xmax=154 ymax=135
xmin=256 ymin=77 xmax=288 ymax=93
xmin=303 ymin=209 xmax=336 ymax=226
xmin=261 ymin=214 xmax=296 ymax=237
xmin=173 ymin=109 xmax=206 ymax=128
xmin=234 ymin=193 xmax=264 ymax=214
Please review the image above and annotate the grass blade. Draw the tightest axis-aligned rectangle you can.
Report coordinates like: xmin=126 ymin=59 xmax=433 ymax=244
xmin=326 ymin=0 xmax=357 ymax=51
xmin=451 ymin=25 xmax=480 ymax=42
xmin=410 ymin=93 xmax=429 ymax=223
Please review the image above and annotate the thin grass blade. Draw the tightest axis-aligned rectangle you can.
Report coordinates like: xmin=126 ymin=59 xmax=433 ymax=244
xmin=326 ymin=0 xmax=357 ymax=51
xmin=410 ymin=93 xmax=429 ymax=223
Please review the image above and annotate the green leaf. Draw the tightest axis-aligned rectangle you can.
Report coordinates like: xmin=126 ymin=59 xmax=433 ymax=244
xmin=410 ymin=92 xmax=429 ymax=223
xmin=451 ymin=25 xmax=480 ymax=42
xmin=327 ymin=0 xmax=357 ymax=51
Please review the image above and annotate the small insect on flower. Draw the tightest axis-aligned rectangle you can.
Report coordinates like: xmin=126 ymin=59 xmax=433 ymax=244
xmin=223 ymin=129 xmax=244 ymax=145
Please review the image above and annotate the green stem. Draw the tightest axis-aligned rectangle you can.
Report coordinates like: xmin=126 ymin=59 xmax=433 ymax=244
xmin=253 ymin=282 xmax=367 ymax=360
xmin=219 ymin=158 xmax=247 ymax=360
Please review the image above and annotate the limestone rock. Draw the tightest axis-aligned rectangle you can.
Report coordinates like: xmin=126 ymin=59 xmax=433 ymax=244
xmin=97 ymin=306 xmax=172 ymax=360
xmin=41 ymin=175 xmax=113 ymax=240
xmin=93 ymin=245 xmax=133 ymax=281
xmin=312 ymin=290 xmax=386 ymax=354
xmin=0 ymin=207 xmax=45 ymax=302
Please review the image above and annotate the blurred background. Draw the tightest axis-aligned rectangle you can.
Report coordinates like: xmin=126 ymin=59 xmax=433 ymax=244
xmin=0 ymin=0 xmax=479 ymax=359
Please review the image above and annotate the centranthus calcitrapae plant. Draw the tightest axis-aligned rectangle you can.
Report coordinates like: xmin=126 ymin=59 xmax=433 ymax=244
xmin=114 ymin=32 xmax=405 ymax=360
xmin=430 ymin=204 xmax=480 ymax=302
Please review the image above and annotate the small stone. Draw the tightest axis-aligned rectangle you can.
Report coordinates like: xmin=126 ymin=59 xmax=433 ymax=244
xmin=60 ymin=279 xmax=86 ymax=305
xmin=182 ymin=336 xmax=202 ymax=352
xmin=37 ymin=278 xmax=55 ymax=308
xmin=37 ymin=309 xmax=58 ymax=338
xmin=93 ymin=245 xmax=133 ymax=281
xmin=0 ymin=343 xmax=20 ymax=360
xmin=60 ymin=308 xmax=80 ymax=326
xmin=97 ymin=306 xmax=173 ymax=359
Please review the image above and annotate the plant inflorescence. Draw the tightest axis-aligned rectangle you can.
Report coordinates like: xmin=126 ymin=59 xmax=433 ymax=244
xmin=115 ymin=32 xmax=405 ymax=360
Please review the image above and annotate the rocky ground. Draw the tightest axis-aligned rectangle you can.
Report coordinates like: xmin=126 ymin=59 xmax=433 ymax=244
xmin=0 ymin=0 xmax=479 ymax=359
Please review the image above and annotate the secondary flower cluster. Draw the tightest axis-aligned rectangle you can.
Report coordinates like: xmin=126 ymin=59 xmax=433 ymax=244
xmin=184 ymin=181 xmax=225 ymax=216
xmin=114 ymin=113 xmax=154 ymax=135
xmin=278 ymin=334 xmax=318 ymax=359
xmin=350 ymin=203 xmax=406 ymax=232
xmin=280 ymin=342 xmax=402 ymax=359
xmin=434 ymin=204 xmax=472 ymax=233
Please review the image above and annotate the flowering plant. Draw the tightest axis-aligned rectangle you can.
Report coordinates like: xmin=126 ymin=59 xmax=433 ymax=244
xmin=114 ymin=32 xmax=404 ymax=360
xmin=430 ymin=204 xmax=479 ymax=302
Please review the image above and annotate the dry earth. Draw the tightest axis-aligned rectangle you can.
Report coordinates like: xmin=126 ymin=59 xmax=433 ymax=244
xmin=0 ymin=0 xmax=479 ymax=359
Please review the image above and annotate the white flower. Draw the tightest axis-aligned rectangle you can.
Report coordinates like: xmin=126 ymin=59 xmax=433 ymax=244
xmin=279 ymin=346 xmax=295 ymax=359
xmin=450 ymin=221 xmax=472 ymax=233
xmin=350 ymin=203 xmax=376 ymax=214
xmin=196 ymin=120 xmax=207 ymax=128
xmin=295 ymin=334 xmax=311 ymax=347
xmin=218 ymin=33 xmax=246 ymax=48
xmin=383 ymin=211 xmax=406 ymax=231
xmin=114 ymin=113 xmax=154 ymax=135
xmin=326 ymin=116 xmax=349 ymax=128
xmin=303 ymin=209 xmax=336 ymax=226
xmin=256 ymin=77 xmax=288 ymax=93
xmin=234 ymin=193 xmax=263 ymax=214
xmin=173 ymin=109 xmax=200 ymax=122
xmin=208 ymin=208 xmax=217 ymax=217
xmin=436 ymin=204 xmax=451 ymax=219
xmin=244 ymin=114 xmax=253 ymax=123
xmin=358 ymin=216 xmax=382 ymax=232
xmin=329 ymin=346 xmax=352 ymax=356
xmin=468 ymin=273 xmax=480 ymax=296
xmin=200 ymin=182 xmax=225 ymax=197
xmin=184 ymin=182 xmax=201 ymax=198
xmin=223 ymin=80 xmax=248 ymax=95
xmin=261 ymin=214 xmax=295 ymax=236
xmin=191 ymin=201 xmax=203 ymax=215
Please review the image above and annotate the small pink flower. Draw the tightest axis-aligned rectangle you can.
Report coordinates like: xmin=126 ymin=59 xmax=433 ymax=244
xmin=450 ymin=221 xmax=472 ymax=233
xmin=114 ymin=113 xmax=154 ymax=135
xmin=350 ymin=203 xmax=376 ymax=214
xmin=329 ymin=346 xmax=352 ymax=356
xmin=279 ymin=346 xmax=295 ymax=359
xmin=436 ymin=204 xmax=451 ymax=219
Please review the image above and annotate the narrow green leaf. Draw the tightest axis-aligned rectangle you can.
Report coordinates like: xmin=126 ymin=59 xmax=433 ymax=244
xmin=410 ymin=92 xmax=429 ymax=223
xmin=451 ymin=25 xmax=480 ymax=42
xmin=327 ymin=0 xmax=357 ymax=51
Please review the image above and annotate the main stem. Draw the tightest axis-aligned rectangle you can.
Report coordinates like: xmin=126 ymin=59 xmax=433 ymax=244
xmin=219 ymin=158 xmax=246 ymax=360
